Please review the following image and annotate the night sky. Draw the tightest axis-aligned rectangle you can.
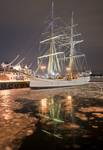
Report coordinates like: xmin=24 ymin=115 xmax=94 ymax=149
xmin=0 ymin=0 xmax=103 ymax=73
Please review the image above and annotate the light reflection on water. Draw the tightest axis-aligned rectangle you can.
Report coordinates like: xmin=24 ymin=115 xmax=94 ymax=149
xmin=38 ymin=94 xmax=79 ymax=136
xmin=30 ymin=85 xmax=103 ymax=149
xmin=0 ymin=89 xmax=35 ymax=150
xmin=0 ymin=90 xmax=13 ymax=120
xmin=39 ymin=94 xmax=73 ymax=122
xmin=0 ymin=84 xmax=103 ymax=149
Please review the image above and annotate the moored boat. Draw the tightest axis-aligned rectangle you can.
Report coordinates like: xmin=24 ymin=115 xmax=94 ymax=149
xmin=30 ymin=1 xmax=91 ymax=89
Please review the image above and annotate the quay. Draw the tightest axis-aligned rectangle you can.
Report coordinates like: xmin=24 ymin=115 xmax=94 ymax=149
xmin=90 ymin=75 xmax=103 ymax=82
xmin=0 ymin=76 xmax=103 ymax=90
xmin=0 ymin=81 xmax=29 ymax=90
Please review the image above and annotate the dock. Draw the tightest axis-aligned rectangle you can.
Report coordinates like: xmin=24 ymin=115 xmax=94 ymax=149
xmin=0 ymin=81 xmax=29 ymax=90
xmin=90 ymin=75 xmax=103 ymax=82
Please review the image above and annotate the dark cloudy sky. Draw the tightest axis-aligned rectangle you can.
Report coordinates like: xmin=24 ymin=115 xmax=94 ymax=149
xmin=0 ymin=0 xmax=103 ymax=73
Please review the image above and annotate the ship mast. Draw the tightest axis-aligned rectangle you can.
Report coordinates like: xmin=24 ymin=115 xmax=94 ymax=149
xmin=68 ymin=12 xmax=83 ymax=79
xmin=47 ymin=0 xmax=61 ymax=77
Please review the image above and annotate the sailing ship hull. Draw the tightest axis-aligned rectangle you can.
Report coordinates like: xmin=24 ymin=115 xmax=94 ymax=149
xmin=30 ymin=76 xmax=90 ymax=89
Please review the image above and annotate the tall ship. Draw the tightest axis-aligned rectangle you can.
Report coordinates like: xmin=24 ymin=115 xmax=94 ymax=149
xmin=30 ymin=1 xmax=91 ymax=89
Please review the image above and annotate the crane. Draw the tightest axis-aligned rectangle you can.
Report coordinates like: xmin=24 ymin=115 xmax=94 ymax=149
xmin=1 ymin=55 xmax=20 ymax=68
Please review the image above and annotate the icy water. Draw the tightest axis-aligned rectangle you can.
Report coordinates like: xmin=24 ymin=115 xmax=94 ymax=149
xmin=0 ymin=83 xmax=103 ymax=150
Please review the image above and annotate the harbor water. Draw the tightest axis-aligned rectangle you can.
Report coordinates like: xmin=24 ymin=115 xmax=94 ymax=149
xmin=0 ymin=83 xmax=103 ymax=150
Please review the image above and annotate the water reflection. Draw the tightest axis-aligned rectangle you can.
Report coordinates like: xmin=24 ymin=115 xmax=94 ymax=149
xmin=38 ymin=94 xmax=79 ymax=139
xmin=0 ymin=84 xmax=103 ymax=149
xmin=0 ymin=89 xmax=36 ymax=150
xmin=39 ymin=94 xmax=74 ymax=122
xmin=40 ymin=96 xmax=64 ymax=123
xmin=0 ymin=90 xmax=14 ymax=120
xmin=40 ymin=98 xmax=48 ymax=115
xmin=31 ymin=89 xmax=103 ymax=149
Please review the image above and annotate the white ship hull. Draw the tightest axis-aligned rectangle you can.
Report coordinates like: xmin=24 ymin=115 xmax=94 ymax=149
xmin=30 ymin=76 xmax=90 ymax=89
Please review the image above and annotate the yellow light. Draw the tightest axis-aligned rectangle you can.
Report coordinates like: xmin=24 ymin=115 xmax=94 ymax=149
xmin=25 ymin=65 xmax=28 ymax=69
xmin=41 ymin=98 xmax=47 ymax=107
xmin=65 ymin=95 xmax=72 ymax=112
xmin=66 ymin=67 xmax=71 ymax=71
xmin=0 ymin=90 xmax=13 ymax=120
xmin=13 ymin=64 xmax=21 ymax=70
xmin=41 ymin=98 xmax=48 ymax=114
xmin=40 ymin=65 xmax=46 ymax=70
xmin=67 ymin=95 xmax=72 ymax=100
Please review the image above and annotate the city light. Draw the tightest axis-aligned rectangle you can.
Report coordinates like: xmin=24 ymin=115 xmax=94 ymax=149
xmin=40 ymin=65 xmax=46 ymax=71
xmin=66 ymin=67 xmax=71 ymax=71
xmin=67 ymin=95 xmax=72 ymax=100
